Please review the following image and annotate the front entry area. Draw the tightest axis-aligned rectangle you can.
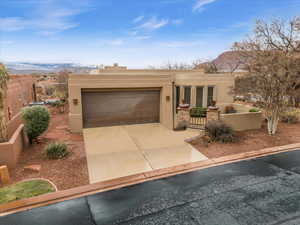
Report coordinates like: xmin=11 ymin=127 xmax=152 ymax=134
xmin=83 ymin=124 xmax=208 ymax=183
xmin=82 ymin=89 xmax=160 ymax=128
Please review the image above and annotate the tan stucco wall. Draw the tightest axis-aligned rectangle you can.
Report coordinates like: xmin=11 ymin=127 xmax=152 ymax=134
xmin=218 ymin=103 xmax=251 ymax=113
xmin=218 ymin=104 xmax=263 ymax=131
xmin=69 ymin=72 xmax=174 ymax=133
xmin=7 ymin=112 xmax=22 ymax=139
xmin=69 ymin=70 xmax=235 ymax=133
xmin=221 ymin=112 xmax=262 ymax=131
xmin=175 ymin=72 xmax=234 ymax=107
xmin=0 ymin=125 xmax=28 ymax=168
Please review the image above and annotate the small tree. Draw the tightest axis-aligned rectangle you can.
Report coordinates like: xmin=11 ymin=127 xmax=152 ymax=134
xmin=56 ymin=70 xmax=70 ymax=98
xmin=233 ymin=17 xmax=300 ymax=135
xmin=21 ymin=106 xmax=50 ymax=144
xmin=0 ymin=64 xmax=9 ymax=143
xmin=151 ymin=61 xmax=193 ymax=70
xmin=193 ymin=59 xmax=219 ymax=73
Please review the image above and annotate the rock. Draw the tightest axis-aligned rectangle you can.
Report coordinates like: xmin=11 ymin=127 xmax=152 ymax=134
xmin=24 ymin=165 xmax=41 ymax=172
xmin=0 ymin=166 xmax=10 ymax=185
xmin=56 ymin=125 xmax=68 ymax=130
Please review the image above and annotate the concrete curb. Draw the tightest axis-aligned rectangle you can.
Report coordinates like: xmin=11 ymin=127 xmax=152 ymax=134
xmin=1 ymin=142 xmax=300 ymax=216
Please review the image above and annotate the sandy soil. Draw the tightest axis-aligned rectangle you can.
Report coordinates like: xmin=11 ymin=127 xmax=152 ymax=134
xmin=7 ymin=107 xmax=89 ymax=191
xmin=191 ymin=122 xmax=300 ymax=159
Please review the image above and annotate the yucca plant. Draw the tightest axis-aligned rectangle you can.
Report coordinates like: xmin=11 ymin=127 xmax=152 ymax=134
xmin=0 ymin=64 xmax=9 ymax=143
xmin=45 ymin=142 xmax=69 ymax=159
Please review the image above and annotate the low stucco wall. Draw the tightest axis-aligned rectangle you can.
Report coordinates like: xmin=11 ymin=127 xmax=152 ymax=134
xmin=7 ymin=112 xmax=22 ymax=139
xmin=221 ymin=112 xmax=262 ymax=131
xmin=217 ymin=103 xmax=252 ymax=114
xmin=219 ymin=103 xmax=262 ymax=131
xmin=0 ymin=124 xmax=28 ymax=168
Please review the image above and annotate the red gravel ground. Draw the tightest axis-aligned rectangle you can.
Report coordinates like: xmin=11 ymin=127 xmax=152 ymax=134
xmin=7 ymin=107 xmax=89 ymax=191
xmin=191 ymin=122 xmax=300 ymax=159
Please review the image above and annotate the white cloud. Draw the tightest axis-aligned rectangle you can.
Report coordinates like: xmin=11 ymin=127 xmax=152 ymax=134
xmin=0 ymin=17 xmax=27 ymax=31
xmin=0 ymin=40 xmax=14 ymax=45
xmin=0 ymin=0 xmax=92 ymax=35
xmin=133 ymin=16 xmax=144 ymax=23
xmin=134 ymin=36 xmax=151 ymax=40
xmin=158 ymin=40 xmax=203 ymax=48
xmin=98 ymin=39 xmax=125 ymax=46
xmin=172 ymin=19 xmax=183 ymax=25
xmin=193 ymin=0 xmax=217 ymax=12
xmin=109 ymin=39 xmax=124 ymax=46
xmin=137 ymin=17 xmax=169 ymax=31
xmin=128 ymin=30 xmax=138 ymax=36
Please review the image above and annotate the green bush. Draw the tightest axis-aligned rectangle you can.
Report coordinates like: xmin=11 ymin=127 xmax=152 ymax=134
xmin=22 ymin=106 xmax=50 ymax=143
xmin=205 ymin=120 xmax=235 ymax=143
xmin=51 ymin=100 xmax=64 ymax=108
xmin=249 ymin=108 xmax=260 ymax=113
xmin=281 ymin=110 xmax=300 ymax=124
xmin=190 ymin=107 xmax=207 ymax=118
xmin=45 ymin=142 xmax=69 ymax=159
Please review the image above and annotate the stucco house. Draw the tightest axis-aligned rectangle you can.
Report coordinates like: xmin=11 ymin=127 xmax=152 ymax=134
xmin=68 ymin=64 xmax=235 ymax=133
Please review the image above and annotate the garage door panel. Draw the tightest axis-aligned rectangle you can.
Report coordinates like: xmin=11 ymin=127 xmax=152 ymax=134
xmin=82 ymin=90 xmax=160 ymax=128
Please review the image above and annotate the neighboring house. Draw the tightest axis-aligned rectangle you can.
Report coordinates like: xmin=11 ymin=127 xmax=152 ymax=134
xmin=69 ymin=65 xmax=234 ymax=133
xmin=6 ymin=75 xmax=36 ymax=120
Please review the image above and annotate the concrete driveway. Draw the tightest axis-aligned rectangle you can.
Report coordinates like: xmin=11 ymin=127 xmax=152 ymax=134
xmin=4 ymin=150 xmax=300 ymax=225
xmin=83 ymin=123 xmax=207 ymax=183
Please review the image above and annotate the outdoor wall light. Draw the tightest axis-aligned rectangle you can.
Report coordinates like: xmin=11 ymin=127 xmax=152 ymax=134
xmin=166 ymin=96 xmax=170 ymax=101
xmin=73 ymin=99 xmax=79 ymax=105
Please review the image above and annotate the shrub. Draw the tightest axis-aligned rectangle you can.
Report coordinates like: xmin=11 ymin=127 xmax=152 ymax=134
xmin=281 ymin=110 xmax=300 ymax=124
xmin=190 ymin=107 xmax=207 ymax=118
xmin=50 ymin=100 xmax=64 ymax=108
xmin=45 ymin=142 xmax=69 ymax=159
xmin=205 ymin=120 xmax=235 ymax=143
xmin=21 ymin=106 xmax=50 ymax=144
xmin=249 ymin=108 xmax=260 ymax=113
xmin=224 ymin=105 xmax=237 ymax=114
xmin=45 ymin=85 xmax=55 ymax=96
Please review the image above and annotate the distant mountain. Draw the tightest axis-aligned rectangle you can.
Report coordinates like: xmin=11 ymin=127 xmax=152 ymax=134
xmin=5 ymin=62 xmax=97 ymax=74
xmin=213 ymin=51 xmax=246 ymax=72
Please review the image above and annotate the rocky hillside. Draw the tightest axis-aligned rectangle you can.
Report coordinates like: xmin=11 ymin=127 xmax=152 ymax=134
xmin=213 ymin=51 xmax=246 ymax=72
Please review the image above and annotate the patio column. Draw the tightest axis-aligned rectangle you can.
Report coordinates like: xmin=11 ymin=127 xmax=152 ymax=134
xmin=180 ymin=86 xmax=184 ymax=103
xmin=175 ymin=106 xmax=190 ymax=129
xmin=191 ymin=86 xmax=196 ymax=107
xmin=203 ymin=86 xmax=208 ymax=108
xmin=207 ymin=107 xmax=220 ymax=122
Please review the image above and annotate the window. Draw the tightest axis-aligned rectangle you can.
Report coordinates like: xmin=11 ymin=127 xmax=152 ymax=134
xmin=184 ymin=86 xmax=191 ymax=105
xmin=207 ymin=86 xmax=215 ymax=106
xmin=175 ymin=86 xmax=180 ymax=107
xmin=196 ymin=87 xmax=203 ymax=107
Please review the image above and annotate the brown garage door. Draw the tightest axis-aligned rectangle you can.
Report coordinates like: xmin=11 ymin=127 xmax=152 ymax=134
xmin=82 ymin=89 xmax=160 ymax=128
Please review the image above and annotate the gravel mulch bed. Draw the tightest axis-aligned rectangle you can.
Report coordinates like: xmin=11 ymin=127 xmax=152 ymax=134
xmin=190 ymin=122 xmax=300 ymax=159
xmin=6 ymin=108 xmax=89 ymax=191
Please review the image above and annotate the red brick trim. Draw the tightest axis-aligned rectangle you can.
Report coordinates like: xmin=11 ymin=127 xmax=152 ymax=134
xmin=1 ymin=143 xmax=300 ymax=216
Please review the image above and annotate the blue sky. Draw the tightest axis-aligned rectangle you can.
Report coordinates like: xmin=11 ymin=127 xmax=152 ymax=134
xmin=0 ymin=0 xmax=300 ymax=68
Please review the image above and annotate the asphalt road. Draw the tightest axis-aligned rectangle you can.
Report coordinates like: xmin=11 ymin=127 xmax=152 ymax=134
xmin=2 ymin=150 xmax=300 ymax=225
